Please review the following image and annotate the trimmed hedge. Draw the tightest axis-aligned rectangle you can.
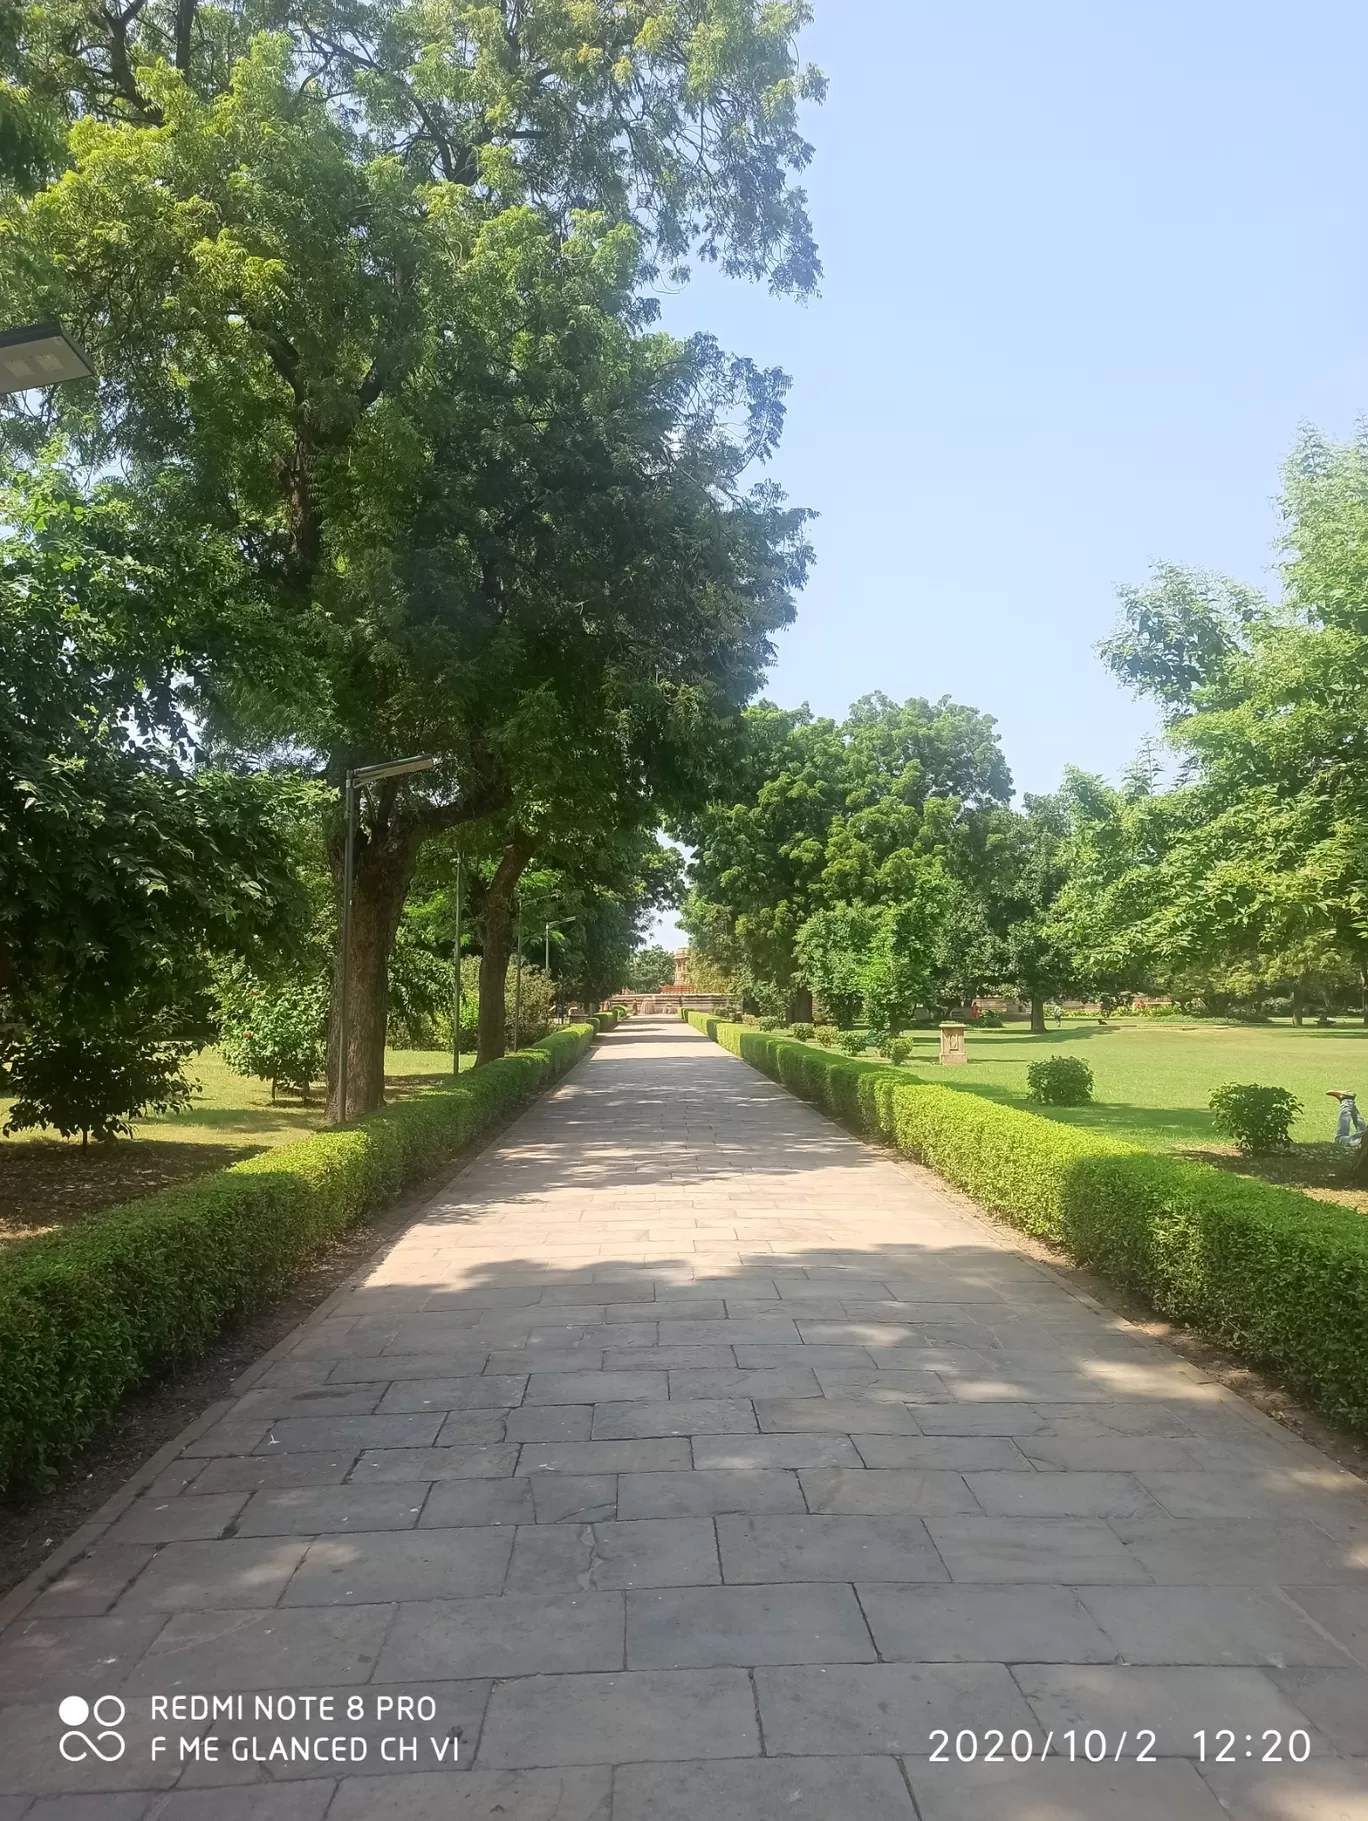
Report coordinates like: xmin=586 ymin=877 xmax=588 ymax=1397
xmin=0 ymin=1023 xmax=596 ymax=1495
xmin=687 ymin=1013 xmax=1368 ymax=1430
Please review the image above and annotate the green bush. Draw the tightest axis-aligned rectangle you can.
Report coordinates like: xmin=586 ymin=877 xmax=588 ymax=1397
xmin=218 ymin=969 xmax=329 ymax=1102
xmin=836 ymin=1029 xmax=867 ymax=1056
xmin=0 ymin=1022 xmax=595 ymax=1495
xmin=789 ymin=1022 xmax=815 ymax=1043
xmin=2 ymin=1012 xmax=197 ymax=1146
xmin=1209 ymin=1083 xmax=1301 ymax=1155
xmin=687 ymin=1013 xmax=1368 ymax=1431
xmin=814 ymin=1024 xmax=838 ymax=1048
xmin=1026 ymin=1054 xmax=1094 ymax=1106
xmin=757 ymin=1015 xmax=783 ymax=1031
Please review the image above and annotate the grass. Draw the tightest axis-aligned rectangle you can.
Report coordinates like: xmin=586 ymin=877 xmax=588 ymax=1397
xmin=0 ymin=1046 xmax=470 ymax=1246
xmin=851 ymin=1019 xmax=1368 ymax=1211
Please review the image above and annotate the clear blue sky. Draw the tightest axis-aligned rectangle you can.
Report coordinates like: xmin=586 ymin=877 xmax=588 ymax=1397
xmin=655 ymin=0 xmax=1368 ymax=802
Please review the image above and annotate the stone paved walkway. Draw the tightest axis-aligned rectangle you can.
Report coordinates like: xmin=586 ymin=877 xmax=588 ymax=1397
xmin=2 ymin=1017 xmax=1367 ymax=1819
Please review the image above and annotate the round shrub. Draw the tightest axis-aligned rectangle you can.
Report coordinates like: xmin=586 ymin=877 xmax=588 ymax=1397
xmin=757 ymin=1015 xmax=783 ymax=1031
xmin=836 ymin=1029 xmax=867 ymax=1056
xmin=790 ymin=1022 xmax=815 ymax=1043
xmin=814 ymin=1025 xmax=838 ymax=1048
xmin=887 ymin=1038 xmax=913 ymax=1066
xmin=1026 ymin=1054 xmax=1094 ymax=1106
xmin=1209 ymin=1083 xmax=1301 ymax=1155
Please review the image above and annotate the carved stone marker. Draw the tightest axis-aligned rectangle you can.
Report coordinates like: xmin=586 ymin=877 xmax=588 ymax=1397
xmin=939 ymin=1022 xmax=968 ymax=1065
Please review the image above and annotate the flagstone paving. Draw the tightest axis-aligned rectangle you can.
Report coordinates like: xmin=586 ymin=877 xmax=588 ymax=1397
xmin=1 ymin=1016 xmax=1366 ymax=1817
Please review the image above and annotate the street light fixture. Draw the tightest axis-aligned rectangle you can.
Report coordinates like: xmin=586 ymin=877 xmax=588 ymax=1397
xmin=0 ymin=322 xmax=94 ymax=395
xmin=451 ymin=854 xmax=464 ymax=1079
xmin=337 ymin=754 xmax=436 ymax=1123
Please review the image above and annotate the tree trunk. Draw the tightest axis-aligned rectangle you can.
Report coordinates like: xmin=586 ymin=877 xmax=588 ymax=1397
xmin=1361 ymin=968 xmax=1368 ymax=1027
xmin=477 ymin=832 xmax=535 ymax=1065
xmin=1030 ymin=993 xmax=1046 ymax=1035
xmin=325 ymin=810 xmax=422 ymax=1124
xmin=789 ymin=987 xmax=813 ymax=1025
xmin=174 ymin=0 xmax=196 ymax=70
xmin=1291 ymin=978 xmax=1304 ymax=1027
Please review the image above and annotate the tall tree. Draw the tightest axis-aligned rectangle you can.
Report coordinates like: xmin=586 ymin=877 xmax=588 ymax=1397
xmin=1 ymin=5 xmax=819 ymax=1111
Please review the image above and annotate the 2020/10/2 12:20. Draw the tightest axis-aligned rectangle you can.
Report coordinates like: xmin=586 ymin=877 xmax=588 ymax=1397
xmin=929 ymin=1729 xmax=1314 ymax=1764
xmin=1195 ymin=1731 xmax=1313 ymax=1763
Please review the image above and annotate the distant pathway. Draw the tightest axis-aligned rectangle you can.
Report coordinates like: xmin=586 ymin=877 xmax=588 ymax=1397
xmin=1 ymin=1017 xmax=1365 ymax=1819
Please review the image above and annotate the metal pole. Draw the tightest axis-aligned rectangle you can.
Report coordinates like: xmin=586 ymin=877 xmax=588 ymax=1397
xmin=452 ymin=856 xmax=463 ymax=1077
xmin=338 ymin=771 xmax=356 ymax=1124
xmin=513 ymin=897 xmax=523 ymax=1051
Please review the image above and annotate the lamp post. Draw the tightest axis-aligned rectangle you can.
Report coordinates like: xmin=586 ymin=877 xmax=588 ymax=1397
xmin=543 ymin=917 xmax=576 ymax=1022
xmin=337 ymin=754 xmax=436 ymax=1123
xmin=451 ymin=855 xmax=464 ymax=1077
xmin=0 ymin=322 xmax=94 ymax=395
xmin=512 ymin=895 xmax=524 ymax=1052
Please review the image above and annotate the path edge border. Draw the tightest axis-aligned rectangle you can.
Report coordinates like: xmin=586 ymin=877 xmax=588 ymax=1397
xmin=0 ymin=1045 xmax=599 ymax=1631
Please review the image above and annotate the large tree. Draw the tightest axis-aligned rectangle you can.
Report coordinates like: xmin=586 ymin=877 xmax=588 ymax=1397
xmin=1 ymin=1 xmax=820 ymax=1113
xmin=1088 ymin=475 xmax=1368 ymax=1020
xmin=683 ymin=692 xmax=1013 ymax=1019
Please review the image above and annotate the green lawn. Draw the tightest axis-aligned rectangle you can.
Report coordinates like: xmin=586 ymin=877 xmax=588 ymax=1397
xmin=885 ymin=1020 xmax=1366 ymax=1147
xmin=0 ymin=1046 xmax=468 ymax=1244
xmin=858 ymin=1019 xmax=1368 ymax=1209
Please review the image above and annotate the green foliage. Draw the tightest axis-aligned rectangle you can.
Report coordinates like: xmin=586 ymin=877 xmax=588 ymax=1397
xmin=689 ymin=1014 xmax=1368 ymax=1431
xmin=218 ymin=968 xmax=329 ymax=1102
xmin=789 ymin=1022 xmax=815 ymax=1043
xmin=1025 ymin=1055 xmax=1095 ymax=1107
xmin=0 ymin=466 xmax=312 ymax=1030
xmin=757 ymin=1015 xmax=783 ymax=1031
xmin=836 ymin=1029 xmax=867 ymax=1056
xmin=1 ymin=15 xmax=817 ymax=1110
xmin=0 ymin=1022 xmax=595 ymax=1494
xmin=885 ymin=1037 xmax=913 ymax=1066
xmin=814 ymin=1024 xmax=837 ymax=1047
xmin=627 ymin=945 xmax=678 ymax=993
xmin=682 ymin=693 xmax=1012 ymax=1017
xmin=1209 ymin=1083 xmax=1302 ymax=1155
xmin=2 ymin=1010 xmax=196 ymax=1145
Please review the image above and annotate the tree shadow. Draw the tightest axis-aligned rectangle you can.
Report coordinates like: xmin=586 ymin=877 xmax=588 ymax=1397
xmin=0 ymin=1138 xmax=270 ymax=1245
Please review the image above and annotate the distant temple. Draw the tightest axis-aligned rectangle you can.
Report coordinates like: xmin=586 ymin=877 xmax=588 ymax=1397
xmin=617 ymin=945 xmax=731 ymax=1015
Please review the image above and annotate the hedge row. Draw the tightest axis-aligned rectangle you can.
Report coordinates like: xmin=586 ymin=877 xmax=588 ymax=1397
xmin=686 ymin=1012 xmax=1368 ymax=1430
xmin=0 ymin=1022 xmax=596 ymax=1495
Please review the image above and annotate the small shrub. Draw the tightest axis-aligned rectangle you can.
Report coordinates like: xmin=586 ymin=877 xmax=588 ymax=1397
xmin=976 ymin=1010 xmax=1004 ymax=1029
xmin=1209 ymin=1083 xmax=1301 ymax=1155
xmin=789 ymin=1022 xmax=815 ymax=1043
xmin=836 ymin=1029 xmax=867 ymax=1056
xmin=757 ymin=1015 xmax=783 ymax=1032
xmin=1026 ymin=1055 xmax=1094 ymax=1106
xmin=219 ymin=973 xmax=329 ymax=1102
xmin=814 ymin=1024 xmax=838 ymax=1048
xmin=886 ymin=1037 xmax=913 ymax=1066
xmin=2 ymin=1014 xmax=196 ymax=1146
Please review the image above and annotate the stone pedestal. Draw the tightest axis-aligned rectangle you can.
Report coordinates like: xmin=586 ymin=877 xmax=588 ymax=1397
xmin=939 ymin=1022 xmax=968 ymax=1065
